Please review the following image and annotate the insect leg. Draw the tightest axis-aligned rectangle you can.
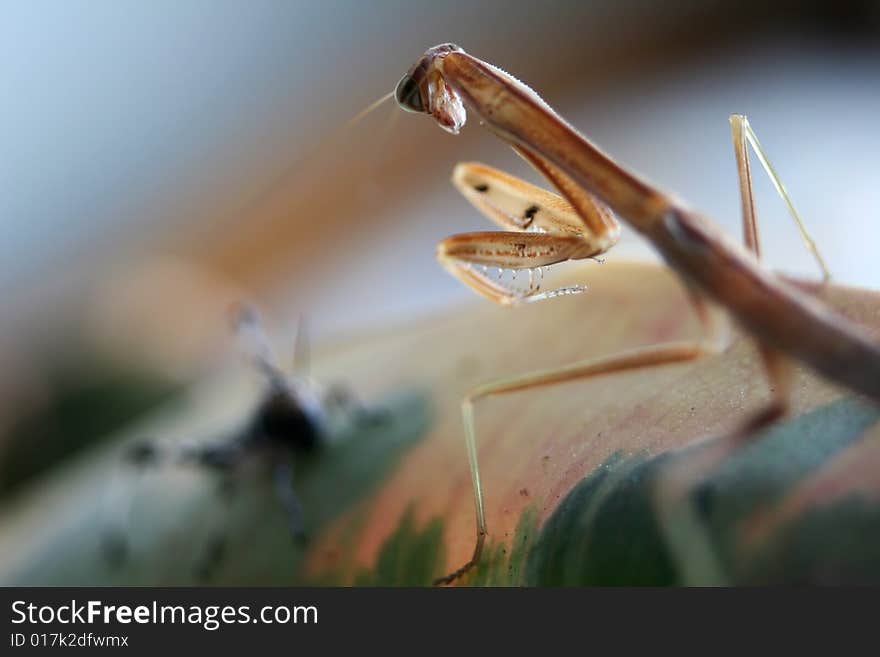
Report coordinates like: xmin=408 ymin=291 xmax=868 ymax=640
xmin=437 ymin=231 xmax=595 ymax=305
xmin=272 ymin=457 xmax=308 ymax=542
xmin=231 ymin=303 xmax=288 ymax=391
xmin=729 ymin=114 xmax=807 ymax=444
xmin=510 ymin=143 xmax=620 ymax=247
xmin=654 ymin=343 xmax=795 ymax=518
xmin=451 ymin=160 xmax=618 ymax=245
xmin=99 ymin=438 xmax=173 ymax=569
xmin=729 ymin=114 xmax=830 ymax=280
xmin=730 ymin=344 xmax=794 ymax=444
xmin=435 ymin=295 xmax=726 ymax=585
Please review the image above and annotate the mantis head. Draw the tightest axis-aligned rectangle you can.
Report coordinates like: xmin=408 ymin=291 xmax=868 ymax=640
xmin=395 ymin=43 xmax=467 ymax=134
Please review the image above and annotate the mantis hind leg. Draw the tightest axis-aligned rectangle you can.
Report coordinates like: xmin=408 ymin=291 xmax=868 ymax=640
xmin=653 ymin=120 xmax=818 ymax=503
xmin=729 ymin=114 xmax=830 ymax=281
xmin=729 ymin=114 xmax=814 ymax=442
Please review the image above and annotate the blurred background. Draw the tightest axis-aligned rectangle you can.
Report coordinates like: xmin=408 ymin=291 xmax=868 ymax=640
xmin=1 ymin=0 xmax=879 ymax=502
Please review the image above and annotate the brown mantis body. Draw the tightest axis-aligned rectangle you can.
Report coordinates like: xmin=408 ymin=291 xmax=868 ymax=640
xmin=394 ymin=44 xmax=880 ymax=584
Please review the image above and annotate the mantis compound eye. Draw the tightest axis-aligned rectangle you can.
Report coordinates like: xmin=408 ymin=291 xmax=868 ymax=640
xmin=394 ymin=73 xmax=425 ymax=113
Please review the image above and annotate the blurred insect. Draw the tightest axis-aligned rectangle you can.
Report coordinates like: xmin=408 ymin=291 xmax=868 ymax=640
xmin=394 ymin=43 xmax=880 ymax=583
xmin=102 ymin=305 xmax=385 ymax=580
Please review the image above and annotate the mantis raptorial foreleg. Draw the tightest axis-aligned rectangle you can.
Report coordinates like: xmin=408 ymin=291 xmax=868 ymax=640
xmin=433 ymin=114 xmax=829 ymax=585
xmin=436 ymin=159 xmax=619 ymax=305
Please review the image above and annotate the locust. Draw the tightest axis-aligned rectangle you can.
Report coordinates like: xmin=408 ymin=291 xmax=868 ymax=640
xmin=393 ymin=43 xmax=880 ymax=584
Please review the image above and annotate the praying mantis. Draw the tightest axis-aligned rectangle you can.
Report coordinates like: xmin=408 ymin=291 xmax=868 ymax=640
xmin=392 ymin=43 xmax=880 ymax=584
